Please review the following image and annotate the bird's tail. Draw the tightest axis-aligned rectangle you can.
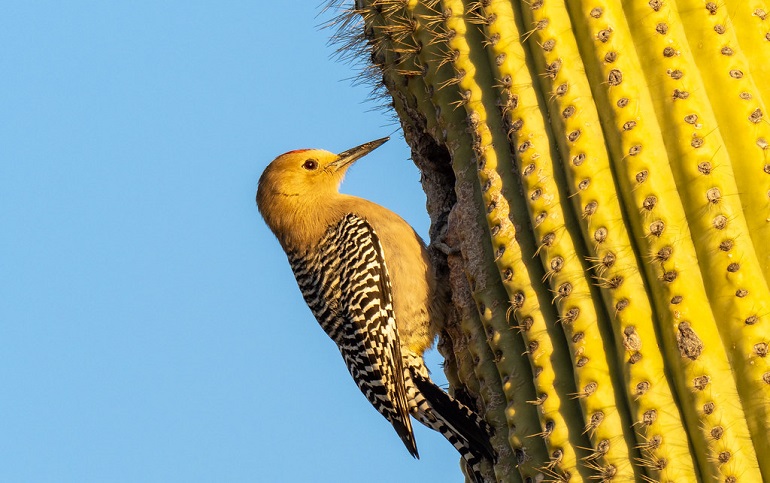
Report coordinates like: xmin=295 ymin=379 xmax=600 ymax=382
xmin=405 ymin=355 xmax=495 ymax=483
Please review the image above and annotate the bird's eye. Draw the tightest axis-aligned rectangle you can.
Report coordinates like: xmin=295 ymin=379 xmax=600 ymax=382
xmin=302 ymin=159 xmax=318 ymax=170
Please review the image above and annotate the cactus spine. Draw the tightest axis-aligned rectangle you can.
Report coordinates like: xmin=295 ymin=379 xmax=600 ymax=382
xmin=327 ymin=0 xmax=770 ymax=481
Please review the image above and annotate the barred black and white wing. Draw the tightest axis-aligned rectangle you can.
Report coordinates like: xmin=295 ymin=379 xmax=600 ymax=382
xmin=287 ymin=213 xmax=417 ymax=457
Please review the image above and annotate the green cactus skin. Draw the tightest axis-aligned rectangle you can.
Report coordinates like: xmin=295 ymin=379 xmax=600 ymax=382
xmin=329 ymin=0 xmax=770 ymax=481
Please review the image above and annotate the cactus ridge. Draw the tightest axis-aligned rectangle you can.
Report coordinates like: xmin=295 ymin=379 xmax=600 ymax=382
xmin=676 ymin=0 xmax=770 ymax=275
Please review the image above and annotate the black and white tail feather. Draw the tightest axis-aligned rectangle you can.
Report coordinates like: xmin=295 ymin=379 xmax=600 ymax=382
xmin=288 ymin=214 xmax=494 ymax=482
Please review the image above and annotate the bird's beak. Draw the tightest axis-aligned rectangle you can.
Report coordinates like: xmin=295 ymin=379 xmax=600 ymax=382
xmin=330 ymin=137 xmax=389 ymax=172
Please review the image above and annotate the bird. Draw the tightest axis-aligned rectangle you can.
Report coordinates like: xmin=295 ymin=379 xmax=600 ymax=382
xmin=256 ymin=137 xmax=495 ymax=481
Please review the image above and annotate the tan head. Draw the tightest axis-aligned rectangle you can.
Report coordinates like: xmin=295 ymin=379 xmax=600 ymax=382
xmin=256 ymin=137 xmax=389 ymax=248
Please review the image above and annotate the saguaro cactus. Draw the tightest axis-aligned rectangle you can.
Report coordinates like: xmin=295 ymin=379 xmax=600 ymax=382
xmin=326 ymin=1 xmax=770 ymax=481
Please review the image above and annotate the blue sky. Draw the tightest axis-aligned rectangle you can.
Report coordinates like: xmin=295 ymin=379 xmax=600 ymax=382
xmin=1 ymin=2 xmax=462 ymax=482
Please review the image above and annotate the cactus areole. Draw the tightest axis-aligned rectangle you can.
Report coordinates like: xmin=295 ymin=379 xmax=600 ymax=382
xmin=325 ymin=0 xmax=770 ymax=481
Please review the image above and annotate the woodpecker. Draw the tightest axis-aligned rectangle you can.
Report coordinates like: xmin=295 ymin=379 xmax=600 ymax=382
xmin=256 ymin=137 xmax=494 ymax=481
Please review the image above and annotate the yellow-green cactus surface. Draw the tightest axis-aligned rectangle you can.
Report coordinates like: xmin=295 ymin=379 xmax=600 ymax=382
xmin=331 ymin=0 xmax=770 ymax=481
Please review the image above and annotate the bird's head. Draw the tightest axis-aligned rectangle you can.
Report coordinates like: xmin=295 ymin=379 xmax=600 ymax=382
xmin=256 ymin=137 xmax=389 ymax=243
xmin=257 ymin=137 xmax=389 ymax=204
